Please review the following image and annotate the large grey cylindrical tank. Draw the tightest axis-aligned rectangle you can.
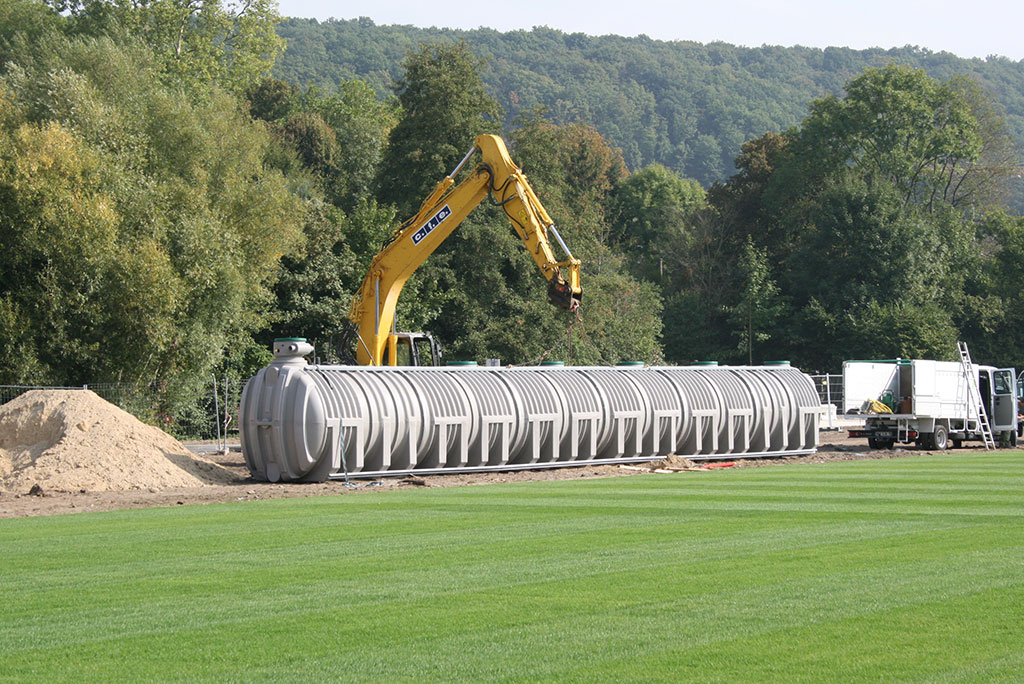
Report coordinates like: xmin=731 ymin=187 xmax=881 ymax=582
xmin=239 ymin=343 xmax=821 ymax=482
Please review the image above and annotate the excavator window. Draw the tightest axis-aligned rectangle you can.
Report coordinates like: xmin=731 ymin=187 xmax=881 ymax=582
xmin=391 ymin=338 xmax=412 ymax=366
xmin=414 ymin=336 xmax=436 ymax=367
xmin=380 ymin=334 xmax=439 ymax=366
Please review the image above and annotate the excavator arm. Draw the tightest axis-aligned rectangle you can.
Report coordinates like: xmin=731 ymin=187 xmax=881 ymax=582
xmin=349 ymin=134 xmax=583 ymax=366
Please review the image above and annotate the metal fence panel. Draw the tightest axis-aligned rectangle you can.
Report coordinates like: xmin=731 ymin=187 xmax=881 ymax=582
xmin=1 ymin=385 xmax=90 ymax=405
xmin=809 ymin=374 xmax=843 ymax=407
xmin=809 ymin=374 xmax=845 ymax=430
xmin=0 ymin=382 xmax=240 ymax=441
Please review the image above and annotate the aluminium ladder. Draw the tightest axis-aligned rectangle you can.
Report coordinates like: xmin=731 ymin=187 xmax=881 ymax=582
xmin=957 ymin=341 xmax=995 ymax=450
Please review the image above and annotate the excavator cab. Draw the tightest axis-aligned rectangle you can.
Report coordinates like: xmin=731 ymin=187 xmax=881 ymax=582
xmin=385 ymin=332 xmax=443 ymax=367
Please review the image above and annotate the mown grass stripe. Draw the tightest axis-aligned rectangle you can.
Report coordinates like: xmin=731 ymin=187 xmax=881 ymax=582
xmin=1 ymin=453 xmax=1021 ymax=682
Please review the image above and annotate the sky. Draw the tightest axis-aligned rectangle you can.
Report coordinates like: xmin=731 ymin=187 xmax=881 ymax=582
xmin=274 ymin=0 xmax=1024 ymax=61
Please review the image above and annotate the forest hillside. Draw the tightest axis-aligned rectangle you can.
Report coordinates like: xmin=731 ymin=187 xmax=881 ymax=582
xmin=274 ymin=18 xmax=1024 ymax=193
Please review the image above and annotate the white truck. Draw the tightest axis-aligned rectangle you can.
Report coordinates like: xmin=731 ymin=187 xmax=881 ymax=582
xmin=843 ymin=359 xmax=1017 ymax=449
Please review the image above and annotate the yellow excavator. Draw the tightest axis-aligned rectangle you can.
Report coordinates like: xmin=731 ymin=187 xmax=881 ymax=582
xmin=349 ymin=134 xmax=583 ymax=366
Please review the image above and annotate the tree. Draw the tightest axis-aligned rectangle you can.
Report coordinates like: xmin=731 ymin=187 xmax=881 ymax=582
xmin=277 ymin=111 xmax=339 ymax=177
xmin=269 ymin=197 xmax=395 ymax=361
xmin=246 ymin=77 xmax=398 ymax=211
xmin=706 ymin=131 xmax=792 ymax=258
xmin=51 ymin=0 xmax=285 ymax=91
xmin=376 ymin=42 xmax=502 ymax=219
xmin=0 ymin=32 xmax=304 ymax=420
xmin=0 ymin=0 xmax=62 ymax=65
xmin=945 ymin=75 xmax=1020 ymax=212
xmin=843 ymin=301 xmax=959 ymax=365
xmin=787 ymin=65 xmax=984 ymax=212
xmin=658 ymin=206 xmax=737 ymax=364
xmin=768 ymin=67 xmax=996 ymax=366
xmin=727 ymin=238 xmax=786 ymax=365
xmin=511 ymin=117 xmax=663 ymax=365
xmin=699 ymin=65 xmax=1006 ymax=369
xmin=246 ymin=76 xmax=297 ymax=122
xmin=776 ymin=178 xmax=972 ymax=369
xmin=612 ymin=163 xmax=706 ymax=284
xmin=367 ymin=42 xmax=514 ymax=362
xmin=962 ymin=211 xmax=1024 ymax=367
xmin=510 ymin=114 xmax=628 ymax=249
xmin=304 ymin=79 xmax=398 ymax=210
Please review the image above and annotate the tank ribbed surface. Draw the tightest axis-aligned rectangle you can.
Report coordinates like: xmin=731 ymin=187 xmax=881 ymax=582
xmin=240 ymin=363 xmax=821 ymax=482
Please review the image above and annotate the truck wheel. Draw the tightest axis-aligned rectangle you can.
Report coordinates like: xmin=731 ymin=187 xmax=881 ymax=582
xmin=868 ymin=437 xmax=884 ymax=449
xmin=932 ymin=425 xmax=949 ymax=450
xmin=951 ymin=437 xmax=962 ymax=449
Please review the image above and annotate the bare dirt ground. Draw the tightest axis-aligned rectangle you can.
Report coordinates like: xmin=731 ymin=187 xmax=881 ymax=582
xmin=1 ymin=428 xmax=1007 ymax=519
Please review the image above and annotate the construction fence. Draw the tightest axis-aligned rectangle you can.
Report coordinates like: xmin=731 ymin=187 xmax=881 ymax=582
xmin=809 ymin=374 xmax=843 ymax=408
xmin=0 ymin=378 xmax=242 ymax=443
xmin=809 ymin=373 xmax=846 ymax=429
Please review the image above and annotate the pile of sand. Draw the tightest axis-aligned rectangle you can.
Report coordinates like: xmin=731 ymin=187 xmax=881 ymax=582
xmin=0 ymin=390 xmax=237 ymax=494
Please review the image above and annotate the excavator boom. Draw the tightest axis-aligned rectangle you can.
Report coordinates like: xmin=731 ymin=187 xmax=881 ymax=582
xmin=349 ymin=134 xmax=582 ymax=366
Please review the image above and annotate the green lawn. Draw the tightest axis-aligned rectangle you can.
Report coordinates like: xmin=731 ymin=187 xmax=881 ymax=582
xmin=1 ymin=453 xmax=1023 ymax=683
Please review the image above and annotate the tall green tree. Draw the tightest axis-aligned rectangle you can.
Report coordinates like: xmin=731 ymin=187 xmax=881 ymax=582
xmin=511 ymin=118 xmax=663 ymax=365
xmin=962 ymin=211 xmax=1024 ymax=367
xmin=245 ymin=75 xmax=297 ymax=121
xmin=703 ymin=65 xmax=1001 ymax=368
xmin=612 ymin=163 xmax=706 ymax=285
xmin=0 ymin=0 xmax=62 ymax=64
xmin=243 ymin=78 xmax=400 ymax=363
xmin=728 ymin=238 xmax=786 ymax=365
xmin=304 ymin=79 xmax=398 ymax=210
xmin=510 ymin=114 xmax=628 ymax=252
xmin=50 ymin=0 xmax=284 ymax=90
xmin=376 ymin=42 xmax=502 ymax=219
xmin=365 ymin=41 xmax=509 ymax=361
xmin=706 ymin=131 xmax=792 ymax=259
xmin=783 ymin=65 xmax=985 ymax=212
xmin=246 ymin=77 xmax=397 ymax=211
xmin=659 ymin=206 xmax=737 ymax=364
xmin=773 ymin=67 xmax=988 ymax=366
xmin=0 ymin=32 xmax=303 ymax=419
xmin=268 ymin=197 xmax=395 ymax=361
